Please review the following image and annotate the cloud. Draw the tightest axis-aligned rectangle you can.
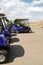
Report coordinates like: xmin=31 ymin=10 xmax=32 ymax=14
xmin=29 ymin=7 xmax=43 ymax=12
xmin=0 ymin=0 xmax=43 ymax=22
xmin=31 ymin=0 xmax=43 ymax=6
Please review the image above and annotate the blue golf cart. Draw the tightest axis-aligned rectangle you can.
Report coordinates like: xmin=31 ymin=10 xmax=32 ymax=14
xmin=12 ymin=25 xmax=32 ymax=33
xmin=0 ymin=16 xmax=10 ymax=63
xmin=0 ymin=14 xmax=15 ymax=63
xmin=13 ymin=19 xmax=32 ymax=33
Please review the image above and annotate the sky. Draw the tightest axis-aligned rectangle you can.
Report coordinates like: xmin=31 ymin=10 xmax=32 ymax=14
xmin=0 ymin=0 xmax=43 ymax=22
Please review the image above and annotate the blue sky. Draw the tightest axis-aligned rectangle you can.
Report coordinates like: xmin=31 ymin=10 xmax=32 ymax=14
xmin=0 ymin=0 xmax=43 ymax=22
xmin=21 ymin=0 xmax=32 ymax=3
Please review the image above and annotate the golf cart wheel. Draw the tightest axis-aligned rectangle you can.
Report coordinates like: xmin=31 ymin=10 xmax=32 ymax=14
xmin=29 ymin=30 xmax=32 ymax=33
xmin=9 ymin=35 xmax=11 ymax=43
xmin=7 ymin=35 xmax=11 ymax=43
xmin=16 ymin=30 xmax=19 ymax=33
xmin=0 ymin=50 xmax=8 ymax=63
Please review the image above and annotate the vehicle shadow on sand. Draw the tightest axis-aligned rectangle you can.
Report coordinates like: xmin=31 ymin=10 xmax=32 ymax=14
xmin=17 ymin=30 xmax=34 ymax=34
xmin=7 ymin=45 xmax=25 ymax=63
xmin=11 ymin=33 xmax=17 ymax=36
xmin=10 ymin=37 xmax=20 ymax=43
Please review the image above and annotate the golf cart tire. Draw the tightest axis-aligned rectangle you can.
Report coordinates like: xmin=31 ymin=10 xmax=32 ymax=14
xmin=29 ymin=30 xmax=32 ymax=33
xmin=0 ymin=50 xmax=8 ymax=63
xmin=9 ymin=35 xmax=11 ymax=43
xmin=7 ymin=35 xmax=11 ymax=43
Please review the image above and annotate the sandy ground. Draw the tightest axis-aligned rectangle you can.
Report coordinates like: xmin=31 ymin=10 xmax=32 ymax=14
xmin=2 ymin=27 xmax=43 ymax=65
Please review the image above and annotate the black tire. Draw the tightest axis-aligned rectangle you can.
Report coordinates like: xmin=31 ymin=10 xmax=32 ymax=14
xmin=0 ymin=50 xmax=8 ymax=63
xmin=8 ymin=35 xmax=11 ymax=43
xmin=6 ymin=34 xmax=11 ymax=43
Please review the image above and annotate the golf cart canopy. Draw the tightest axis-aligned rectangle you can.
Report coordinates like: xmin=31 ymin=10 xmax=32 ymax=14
xmin=14 ymin=19 xmax=29 ymax=26
xmin=0 ymin=13 xmax=5 ymax=16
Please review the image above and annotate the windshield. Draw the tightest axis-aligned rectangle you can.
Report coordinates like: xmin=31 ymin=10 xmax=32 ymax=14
xmin=0 ymin=18 xmax=3 ymax=34
xmin=0 ymin=18 xmax=10 ymax=34
xmin=3 ymin=18 xmax=8 ymax=26
xmin=4 ymin=19 xmax=11 ymax=27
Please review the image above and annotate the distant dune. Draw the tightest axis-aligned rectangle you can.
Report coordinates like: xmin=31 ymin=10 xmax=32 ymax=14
xmin=30 ymin=20 xmax=43 ymax=27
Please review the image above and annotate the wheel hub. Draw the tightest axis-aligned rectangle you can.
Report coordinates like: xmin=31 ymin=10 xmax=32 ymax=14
xmin=0 ymin=54 xmax=5 ymax=62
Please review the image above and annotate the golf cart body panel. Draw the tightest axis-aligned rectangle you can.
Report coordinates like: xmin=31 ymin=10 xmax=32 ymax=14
xmin=3 ymin=26 xmax=11 ymax=36
xmin=12 ymin=26 xmax=24 ymax=32
xmin=0 ymin=35 xmax=10 ymax=47
xmin=12 ymin=25 xmax=31 ymax=33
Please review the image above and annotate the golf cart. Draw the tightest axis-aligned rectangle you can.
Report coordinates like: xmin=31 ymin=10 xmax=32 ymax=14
xmin=13 ymin=19 xmax=32 ymax=33
xmin=0 ymin=13 xmax=11 ymax=63
xmin=0 ymin=13 xmax=18 ymax=63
